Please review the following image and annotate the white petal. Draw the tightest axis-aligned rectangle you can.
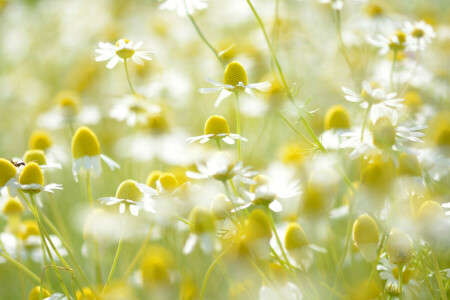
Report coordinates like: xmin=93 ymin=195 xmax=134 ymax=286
xmin=214 ymin=89 xmax=233 ymax=108
xmin=222 ymin=136 xmax=235 ymax=145
xmin=132 ymin=55 xmax=144 ymax=65
xmin=130 ymin=205 xmax=139 ymax=216
xmin=119 ymin=203 xmax=126 ymax=214
xmin=106 ymin=56 xmax=121 ymax=69
xmin=199 ymin=87 xmax=223 ymax=94
xmin=183 ymin=234 xmax=198 ymax=254
xmin=135 ymin=182 xmax=158 ymax=195
xmin=101 ymin=154 xmax=120 ymax=170
xmin=269 ymin=200 xmax=283 ymax=212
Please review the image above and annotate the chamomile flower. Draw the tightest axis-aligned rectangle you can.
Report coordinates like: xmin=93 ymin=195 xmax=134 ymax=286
xmin=199 ymin=61 xmax=271 ymax=108
xmin=403 ymin=21 xmax=435 ymax=51
xmin=110 ymin=95 xmax=161 ymax=127
xmin=0 ymin=158 xmax=18 ymax=193
xmin=320 ymin=105 xmax=352 ymax=150
xmin=99 ymin=180 xmax=157 ymax=216
xmin=377 ymin=256 xmax=419 ymax=299
xmin=159 ymin=0 xmax=209 ymax=16
xmin=186 ymin=152 xmax=256 ymax=184
xmin=11 ymin=162 xmax=62 ymax=195
xmin=95 ymin=39 xmax=153 ymax=69
xmin=368 ymin=31 xmax=407 ymax=55
xmin=23 ymin=150 xmax=61 ymax=170
xmin=260 ymin=263 xmax=303 ymax=300
xmin=341 ymin=81 xmax=403 ymax=124
xmin=186 ymin=115 xmax=247 ymax=145
xmin=71 ymin=126 xmax=120 ymax=180
xmin=183 ymin=206 xmax=217 ymax=254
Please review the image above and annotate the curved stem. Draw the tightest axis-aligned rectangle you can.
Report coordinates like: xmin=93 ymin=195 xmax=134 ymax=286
xmin=102 ymin=214 xmax=126 ymax=295
xmin=124 ymin=224 xmax=153 ymax=278
xmin=124 ymin=59 xmax=136 ymax=96
xmin=278 ymin=112 xmax=315 ymax=147
xmin=335 ymin=10 xmax=356 ymax=85
xmin=199 ymin=246 xmax=232 ymax=300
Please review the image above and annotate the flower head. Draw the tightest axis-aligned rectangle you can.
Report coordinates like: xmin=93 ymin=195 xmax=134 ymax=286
xmin=403 ymin=21 xmax=435 ymax=51
xmin=14 ymin=162 xmax=62 ymax=194
xmin=0 ymin=158 xmax=17 ymax=189
xmin=186 ymin=115 xmax=247 ymax=145
xmin=386 ymin=228 xmax=413 ymax=265
xmin=95 ymin=39 xmax=153 ymax=69
xmin=159 ymin=0 xmax=209 ymax=16
xmin=352 ymin=214 xmax=379 ymax=261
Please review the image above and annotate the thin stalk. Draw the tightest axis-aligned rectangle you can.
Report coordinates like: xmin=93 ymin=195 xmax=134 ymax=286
xmin=124 ymin=224 xmax=154 ymax=278
xmin=184 ymin=0 xmax=224 ymax=69
xmin=86 ymin=173 xmax=102 ymax=285
xmin=266 ymin=207 xmax=291 ymax=268
xmin=278 ymin=112 xmax=315 ymax=147
xmin=215 ymin=139 xmax=222 ymax=151
xmin=124 ymin=59 xmax=136 ymax=96
xmin=390 ymin=50 xmax=398 ymax=91
xmin=398 ymin=263 xmax=403 ymax=300
xmin=335 ymin=10 xmax=356 ymax=84
xmin=102 ymin=214 xmax=126 ymax=295
xmin=199 ymin=246 xmax=232 ymax=300
xmin=235 ymin=93 xmax=242 ymax=161
xmin=431 ymin=250 xmax=448 ymax=300
xmin=0 ymin=252 xmax=45 ymax=287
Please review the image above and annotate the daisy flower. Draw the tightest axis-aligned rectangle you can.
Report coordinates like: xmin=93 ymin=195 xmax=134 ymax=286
xmin=23 ymin=150 xmax=61 ymax=170
xmin=377 ymin=256 xmax=419 ymax=299
xmin=10 ymin=162 xmax=62 ymax=195
xmin=341 ymin=81 xmax=403 ymax=124
xmin=71 ymin=126 xmax=120 ymax=181
xmin=341 ymin=117 xmax=425 ymax=159
xmin=320 ymin=105 xmax=352 ymax=150
xmin=199 ymin=61 xmax=271 ymax=108
xmin=99 ymin=180 xmax=157 ymax=216
xmin=110 ymin=95 xmax=161 ymax=127
xmin=368 ymin=31 xmax=407 ymax=55
xmin=182 ymin=206 xmax=217 ymax=254
xmin=0 ymin=158 xmax=18 ymax=194
xmin=186 ymin=115 xmax=247 ymax=145
xmin=95 ymin=39 xmax=153 ymax=69
xmin=159 ymin=0 xmax=209 ymax=16
xmin=260 ymin=263 xmax=303 ymax=300
xmin=186 ymin=152 xmax=256 ymax=184
xmin=403 ymin=21 xmax=435 ymax=51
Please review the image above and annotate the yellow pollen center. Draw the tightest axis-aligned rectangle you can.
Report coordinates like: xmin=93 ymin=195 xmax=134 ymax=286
xmin=285 ymin=222 xmax=309 ymax=250
xmin=71 ymin=126 xmax=101 ymax=159
xmin=19 ymin=162 xmax=44 ymax=187
xmin=0 ymin=158 xmax=17 ymax=186
xmin=371 ymin=117 xmax=396 ymax=149
xmin=204 ymin=115 xmax=230 ymax=136
xmin=412 ymin=28 xmax=425 ymax=38
xmin=116 ymin=39 xmax=135 ymax=59
xmin=29 ymin=286 xmax=51 ymax=300
xmin=245 ymin=209 xmax=272 ymax=241
xmin=352 ymin=214 xmax=379 ymax=245
xmin=28 ymin=130 xmax=53 ymax=151
xmin=224 ymin=61 xmax=248 ymax=90
xmin=146 ymin=170 xmax=162 ymax=189
xmin=392 ymin=267 xmax=412 ymax=284
xmin=20 ymin=220 xmax=40 ymax=240
xmin=2 ymin=197 xmax=25 ymax=216
xmin=115 ymin=180 xmax=143 ymax=202
xmin=324 ymin=105 xmax=351 ymax=130
xmin=158 ymin=173 xmax=179 ymax=193
xmin=189 ymin=206 xmax=215 ymax=234
xmin=23 ymin=150 xmax=47 ymax=165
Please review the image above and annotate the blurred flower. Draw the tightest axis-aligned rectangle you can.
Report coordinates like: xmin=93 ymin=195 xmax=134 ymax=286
xmin=404 ymin=21 xmax=435 ymax=51
xmin=260 ymin=263 xmax=303 ymax=300
xmin=110 ymin=95 xmax=161 ymax=127
xmin=183 ymin=206 xmax=217 ymax=254
xmin=186 ymin=115 xmax=247 ymax=145
xmin=368 ymin=31 xmax=407 ymax=55
xmin=159 ymin=0 xmax=209 ymax=16
xmin=377 ymin=256 xmax=419 ymax=299
xmin=199 ymin=61 xmax=271 ymax=108
xmin=95 ymin=39 xmax=153 ymax=69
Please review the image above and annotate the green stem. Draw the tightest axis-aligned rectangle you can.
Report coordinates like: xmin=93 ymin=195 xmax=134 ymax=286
xmin=431 ymin=250 xmax=448 ymax=300
xmin=124 ymin=224 xmax=154 ymax=278
xmin=124 ymin=59 xmax=136 ymax=96
xmin=335 ymin=10 xmax=356 ymax=85
xmin=265 ymin=207 xmax=291 ymax=268
xmin=86 ymin=173 xmax=102 ymax=285
xmin=278 ymin=112 xmax=315 ymax=147
xmin=0 ymin=252 xmax=45 ymax=287
xmin=199 ymin=246 xmax=232 ymax=300
xmin=398 ymin=263 xmax=403 ymax=300
xmin=184 ymin=0 xmax=224 ymax=69
xmin=235 ymin=93 xmax=243 ymax=161
xmin=215 ymin=139 xmax=222 ymax=151
xmin=102 ymin=214 xmax=126 ymax=295
xmin=390 ymin=50 xmax=397 ymax=91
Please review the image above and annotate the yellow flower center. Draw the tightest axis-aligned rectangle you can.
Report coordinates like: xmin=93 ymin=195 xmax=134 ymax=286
xmin=28 ymin=130 xmax=53 ymax=151
xmin=0 ymin=158 xmax=17 ymax=186
xmin=366 ymin=3 xmax=383 ymax=17
xmin=392 ymin=267 xmax=413 ymax=284
xmin=324 ymin=105 xmax=351 ymax=130
xmin=388 ymin=31 xmax=407 ymax=51
xmin=157 ymin=173 xmax=179 ymax=193
xmin=76 ymin=287 xmax=95 ymax=300
xmin=71 ymin=126 xmax=101 ymax=159
xmin=140 ymin=246 xmax=174 ymax=288
xmin=403 ymin=91 xmax=422 ymax=112
xmin=285 ymin=222 xmax=309 ymax=250
xmin=280 ymin=142 xmax=304 ymax=165
xmin=20 ymin=220 xmax=40 ymax=241
xmin=145 ymin=170 xmax=162 ymax=189
xmin=352 ymin=214 xmax=379 ymax=245
xmin=115 ymin=180 xmax=143 ymax=202
xmin=2 ymin=197 xmax=24 ymax=216
xmin=412 ymin=28 xmax=425 ymax=38
xmin=249 ymin=174 xmax=275 ymax=205
xmin=57 ymin=91 xmax=79 ymax=115
xmin=397 ymin=152 xmax=421 ymax=177
xmin=204 ymin=115 xmax=230 ymax=136
xmin=362 ymin=154 xmax=395 ymax=194
xmin=115 ymin=39 xmax=135 ymax=59
xmin=224 ymin=61 xmax=248 ymax=90
xmin=245 ymin=209 xmax=272 ymax=241
xmin=29 ymin=286 xmax=51 ymax=300
xmin=189 ymin=206 xmax=215 ymax=234
xmin=23 ymin=150 xmax=47 ymax=165
xmin=371 ymin=117 xmax=396 ymax=149
xmin=19 ymin=162 xmax=44 ymax=187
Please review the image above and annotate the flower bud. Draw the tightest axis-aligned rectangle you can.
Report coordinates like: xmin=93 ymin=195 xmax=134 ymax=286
xmin=28 ymin=130 xmax=53 ymax=151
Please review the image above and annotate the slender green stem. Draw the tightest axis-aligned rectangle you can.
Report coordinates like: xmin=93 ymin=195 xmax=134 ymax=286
xmin=390 ymin=50 xmax=398 ymax=91
xmin=335 ymin=10 xmax=356 ymax=85
xmin=124 ymin=59 xmax=136 ymax=96
xmin=0 ymin=252 xmax=45 ymax=287
xmin=265 ymin=206 xmax=291 ymax=268
xmin=86 ymin=173 xmax=102 ymax=285
xmin=215 ymin=139 xmax=222 ymax=151
xmin=176 ymin=214 xmax=191 ymax=226
xmin=102 ymin=214 xmax=126 ymax=295
xmin=398 ymin=263 xmax=403 ymax=300
xmin=124 ymin=224 xmax=154 ymax=278
xmin=199 ymin=246 xmax=232 ymax=300
xmin=184 ymin=0 xmax=224 ymax=69
xmin=278 ymin=112 xmax=315 ymax=147
xmin=235 ymin=93 xmax=242 ymax=161
xmin=431 ymin=250 xmax=448 ymax=300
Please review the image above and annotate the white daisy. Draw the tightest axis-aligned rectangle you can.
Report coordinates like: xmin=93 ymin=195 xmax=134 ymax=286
xmin=377 ymin=256 xmax=419 ymax=299
xmin=110 ymin=95 xmax=161 ymax=127
xmin=10 ymin=162 xmax=62 ymax=196
xmin=99 ymin=180 xmax=157 ymax=216
xmin=95 ymin=39 xmax=153 ymax=69
xmin=159 ymin=0 xmax=209 ymax=16
xmin=199 ymin=61 xmax=271 ymax=108
xmin=341 ymin=81 xmax=403 ymax=124
xmin=0 ymin=158 xmax=19 ymax=194
xmin=403 ymin=21 xmax=435 ymax=52
xmin=368 ymin=31 xmax=407 ymax=55
xmin=186 ymin=115 xmax=247 ymax=145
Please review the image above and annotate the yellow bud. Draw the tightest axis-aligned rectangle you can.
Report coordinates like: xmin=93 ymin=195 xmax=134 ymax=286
xmin=224 ymin=61 xmax=248 ymax=89
xmin=23 ymin=150 xmax=47 ymax=165
xmin=28 ymin=130 xmax=53 ymax=151
xmin=280 ymin=142 xmax=304 ymax=165
xmin=145 ymin=170 xmax=162 ymax=189
xmin=20 ymin=220 xmax=40 ymax=241
xmin=245 ymin=209 xmax=272 ymax=241
xmin=285 ymin=222 xmax=309 ymax=250
xmin=19 ymin=162 xmax=44 ymax=187
xmin=157 ymin=173 xmax=179 ymax=193
xmin=365 ymin=3 xmax=384 ymax=18
xmin=411 ymin=28 xmax=425 ymax=38
xmin=76 ymin=287 xmax=96 ymax=300
xmin=29 ymin=286 xmax=51 ymax=300
xmin=204 ymin=115 xmax=230 ymax=136
xmin=324 ymin=105 xmax=351 ymax=130
xmin=115 ymin=180 xmax=143 ymax=202
xmin=179 ymin=277 xmax=197 ymax=300
xmin=397 ymin=152 xmax=421 ymax=177
xmin=371 ymin=117 xmax=396 ymax=149
xmin=72 ymin=126 xmax=101 ymax=159
xmin=210 ymin=194 xmax=233 ymax=220
xmin=0 ymin=158 xmax=17 ymax=186
xmin=386 ymin=229 xmax=413 ymax=265
xmin=2 ymin=197 xmax=24 ymax=216
xmin=189 ymin=206 xmax=215 ymax=234
xmin=57 ymin=91 xmax=79 ymax=115
xmin=362 ymin=154 xmax=395 ymax=194
xmin=392 ymin=266 xmax=413 ymax=284
xmin=141 ymin=245 xmax=174 ymax=287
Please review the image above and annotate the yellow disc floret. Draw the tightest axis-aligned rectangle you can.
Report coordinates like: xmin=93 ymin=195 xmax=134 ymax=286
xmin=371 ymin=117 xmax=396 ymax=149
xmin=204 ymin=115 xmax=230 ymax=136
xmin=224 ymin=61 xmax=248 ymax=89
xmin=20 ymin=220 xmax=40 ymax=241
xmin=189 ymin=206 xmax=215 ymax=234
xmin=324 ymin=105 xmax=351 ymax=130
xmin=72 ymin=126 xmax=101 ymax=159
xmin=115 ymin=180 xmax=143 ymax=202
xmin=19 ymin=162 xmax=44 ymax=187
xmin=23 ymin=150 xmax=47 ymax=165
xmin=115 ymin=38 xmax=135 ymax=59
xmin=352 ymin=214 xmax=379 ymax=245
xmin=285 ymin=222 xmax=309 ymax=250
xmin=29 ymin=286 xmax=51 ymax=300
xmin=0 ymin=158 xmax=17 ymax=186
xmin=268 ymin=263 xmax=289 ymax=287
xmin=76 ymin=287 xmax=95 ymax=300
xmin=2 ymin=197 xmax=24 ymax=216
xmin=245 ymin=209 xmax=272 ymax=241
xmin=146 ymin=170 xmax=162 ymax=189
xmin=157 ymin=173 xmax=179 ymax=193
xmin=28 ymin=130 xmax=53 ymax=151
xmin=57 ymin=91 xmax=79 ymax=115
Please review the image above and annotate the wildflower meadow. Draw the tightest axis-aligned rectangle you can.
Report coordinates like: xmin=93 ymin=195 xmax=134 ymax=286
xmin=0 ymin=0 xmax=449 ymax=299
